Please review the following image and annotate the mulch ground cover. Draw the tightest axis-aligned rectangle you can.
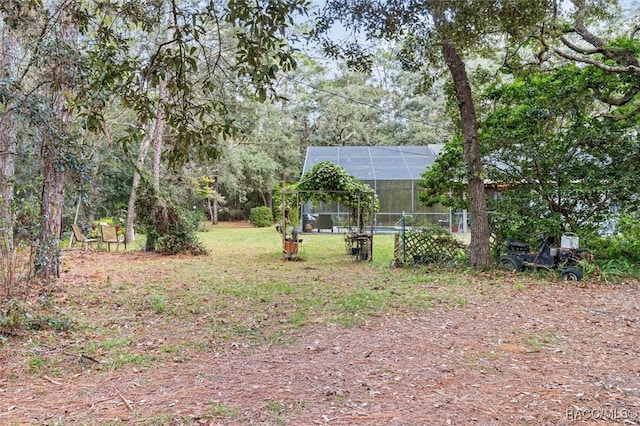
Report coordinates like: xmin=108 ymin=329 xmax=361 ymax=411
xmin=1 ymin=237 xmax=639 ymax=425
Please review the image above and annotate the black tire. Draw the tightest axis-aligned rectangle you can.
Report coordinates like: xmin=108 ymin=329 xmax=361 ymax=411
xmin=561 ymin=267 xmax=583 ymax=281
xmin=499 ymin=255 xmax=523 ymax=272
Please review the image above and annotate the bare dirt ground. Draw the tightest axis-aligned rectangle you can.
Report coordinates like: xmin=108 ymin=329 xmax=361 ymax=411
xmin=1 ymin=230 xmax=639 ymax=425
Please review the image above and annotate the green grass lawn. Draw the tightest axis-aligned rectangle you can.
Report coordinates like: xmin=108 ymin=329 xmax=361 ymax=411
xmin=6 ymin=223 xmax=636 ymax=425
xmin=3 ymin=223 xmax=519 ymax=374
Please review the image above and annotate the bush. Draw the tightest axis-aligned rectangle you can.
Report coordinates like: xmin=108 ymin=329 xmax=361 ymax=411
xmin=585 ymin=215 xmax=640 ymax=263
xmin=155 ymin=230 xmax=208 ymax=255
xmin=1 ymin=298 xmax=74 ymax=342
xmin=217 ymin=208 xmax=231 ymax=221
xmin=249 ymin=206 xmax=273 ymax=228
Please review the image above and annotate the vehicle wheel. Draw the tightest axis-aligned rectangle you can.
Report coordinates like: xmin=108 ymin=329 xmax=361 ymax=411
xmin=499 ymin=255 xmax=523 ymax=272
xmin=561 ymin=267 xmax=583 ymax=281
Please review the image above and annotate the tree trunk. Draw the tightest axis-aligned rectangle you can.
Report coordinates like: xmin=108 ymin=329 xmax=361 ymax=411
xmin=259 ymin=190 xmax=268 ymax=208
xmin=36 ymin=144 xmax=65 ymax=278
xmin=151 ymin=78 xmax=167 ymax=190
xmin=36 ymin=5 xmax=80 ymax=279
xmin=441 ymin=38 xmax=491 ymax=268
xmin=125 ymin=129 xmax=153 ymax=243
xmin=212 ymin=178 xmax=219 ymax=224
xmin=207 ymin=198 xmax=214 ymax=224
xmin=0 ymin=24 xmax=17 ymax=253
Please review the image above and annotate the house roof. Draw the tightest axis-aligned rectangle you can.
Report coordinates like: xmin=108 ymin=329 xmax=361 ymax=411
xmin=302 ymin=145 xmax=444 ymax=181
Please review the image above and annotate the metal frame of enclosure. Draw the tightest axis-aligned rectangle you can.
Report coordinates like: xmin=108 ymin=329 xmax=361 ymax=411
xmin=302 ymin=145 xmax=469 ymax=232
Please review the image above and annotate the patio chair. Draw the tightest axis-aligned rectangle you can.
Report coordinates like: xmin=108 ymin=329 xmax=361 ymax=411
xmin=100 ymin=224 xmax=126 ymax=252
xmin=71 ymin=224 xmax=98 ymax=250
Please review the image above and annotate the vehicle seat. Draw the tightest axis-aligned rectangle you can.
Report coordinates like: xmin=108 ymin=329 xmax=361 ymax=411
xmin=506 ymin=237 xmax=529 ymax=251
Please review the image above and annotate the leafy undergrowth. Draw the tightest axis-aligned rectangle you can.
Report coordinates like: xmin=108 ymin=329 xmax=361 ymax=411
xmin=0 ymin=222 xmax=638 ymax=425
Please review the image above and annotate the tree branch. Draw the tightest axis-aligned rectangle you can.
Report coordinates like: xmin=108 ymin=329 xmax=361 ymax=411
xmin=559 ymin=35 xmax=599 ymax=55
xmin=591 ymin=87 xmax=636 ymax=106
xmin=570 ymin=0 xmax=605 ymax=49
xmin=597 ymin=104 xmax=640 ymax=121
xmin=551 ymin=46 xmax=640 ymax=74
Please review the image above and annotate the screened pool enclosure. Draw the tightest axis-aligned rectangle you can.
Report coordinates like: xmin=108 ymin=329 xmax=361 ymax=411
xmin=302 ymin=145 xmax=469 ymax=233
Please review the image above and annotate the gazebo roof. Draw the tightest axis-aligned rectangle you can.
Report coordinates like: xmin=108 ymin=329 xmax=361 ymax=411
xmin=303 ymin=145 xmax=444 ymax=181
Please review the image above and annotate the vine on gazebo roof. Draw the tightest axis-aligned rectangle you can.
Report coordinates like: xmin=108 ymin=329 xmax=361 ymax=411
xmin=295 ymin=161 xmax=378 ymax=211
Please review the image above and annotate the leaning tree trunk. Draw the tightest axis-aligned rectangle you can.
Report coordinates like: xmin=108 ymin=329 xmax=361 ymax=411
xmin=125 ymin=129 xmax=153 ymax=243
xmin=441 ymin=38 xmax=491 ymax=269
xmin=125 ymin=73 xmax=167 ymax=243
xmin=207 ymin=198 xmax=214 ymax=224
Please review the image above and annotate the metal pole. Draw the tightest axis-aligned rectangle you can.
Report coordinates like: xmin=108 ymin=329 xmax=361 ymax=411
xmin=369 ymin=192 xmax=374 ymax=261
xmin=401 ymin=210 xmax=406 ymax=264
xmin=281 ymin=189 xmax=287 ymax=258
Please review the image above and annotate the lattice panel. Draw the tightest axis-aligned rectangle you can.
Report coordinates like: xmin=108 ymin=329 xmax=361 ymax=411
xmin=394 ymin=229 xmax=467 ymax=265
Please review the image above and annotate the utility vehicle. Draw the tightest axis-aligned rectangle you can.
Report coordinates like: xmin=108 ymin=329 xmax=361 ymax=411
xmin=499 ymin=234 xmax=585 ymax=281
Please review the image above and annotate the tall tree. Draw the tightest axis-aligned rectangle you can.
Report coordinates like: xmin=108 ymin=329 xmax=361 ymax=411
xmin=0 ymin=14 xmax=17 ymax=253
xmin=284 ymin=54 xmax=450 ymax=148
xmin=304 ymin=69 xmax=386 ymax=146
xmin=482 ymin=68 xmax=640 ymax=237
xmin=212 ymin=92 xmax=305 ymax=217
xmin=315 ymin=0 xmax=554 ymax=268
xmin=35 ymin=1 xmax=82 ymax=278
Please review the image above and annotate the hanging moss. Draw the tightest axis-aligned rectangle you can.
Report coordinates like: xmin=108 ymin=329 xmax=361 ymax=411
xmin=136 ymin=183 xmax=208 ymax=256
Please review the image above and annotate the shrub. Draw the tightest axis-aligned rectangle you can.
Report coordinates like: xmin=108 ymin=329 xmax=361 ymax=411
xmin=1 ymin=298 xmax=74 ymax=342
xmin=155 ymin=230 xmax=208 ymax=255
xmin=217 ymin=208 xmax=229 ymax=221
xmin=249 ymin=206 xmax=273 ymax=228
xmin=585 ymin=215 xmax=640 ymax=263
